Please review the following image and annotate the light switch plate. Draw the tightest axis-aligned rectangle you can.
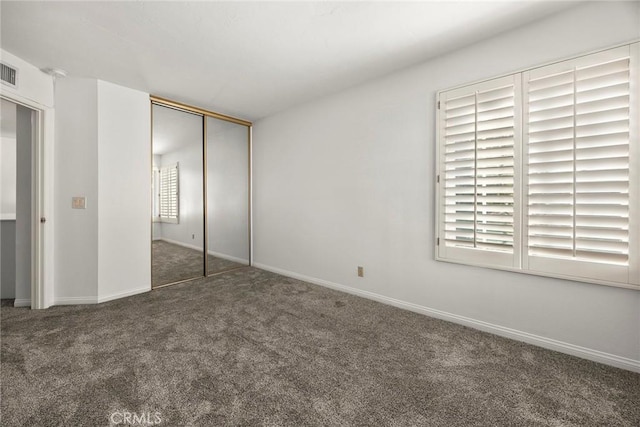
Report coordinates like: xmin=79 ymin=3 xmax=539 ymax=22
xmin=72 ymin=197 xmax=86 ymax=209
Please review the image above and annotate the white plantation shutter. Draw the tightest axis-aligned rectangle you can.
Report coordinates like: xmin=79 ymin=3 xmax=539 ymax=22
xmin=523 ymin=45 xmax=637 ymax=284
xmin=438 ymin=75 xmax=521 ymax=268
xmin=437 ymin=42 xmax=639 ymax=288
xmin=159 ymin=163 xmax=179 ymax=223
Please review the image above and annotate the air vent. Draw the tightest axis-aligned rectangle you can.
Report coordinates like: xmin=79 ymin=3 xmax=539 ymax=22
xmin=1 ymin=62 xmax=18 ymax=88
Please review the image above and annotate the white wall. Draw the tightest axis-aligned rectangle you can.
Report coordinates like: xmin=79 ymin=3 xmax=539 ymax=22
xmin=54 ymin=78 xmax=151 ymax=304
xmin=14 ymin=105 xmax=32 ymax=304
xmin=253 ymin=1 xmax=640 ymax=371
xmin=0 ymin=137 xmax=16 ymax=218
xmin=1 ymin=98 xmax=17 ymax=220
xmin=207 ymin=117 xmax=249 ymax=263
xmin=157 ymin=143 xmax=204 ymax=250
xmin=54 ymin=78 xmax=99 ymax=301
xmin=96 ymin=80 xmax=151 ymax=302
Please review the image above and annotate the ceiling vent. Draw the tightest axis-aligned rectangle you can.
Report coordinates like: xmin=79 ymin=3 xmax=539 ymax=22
xmin=0 ymin=62 xmax=18 ymax=88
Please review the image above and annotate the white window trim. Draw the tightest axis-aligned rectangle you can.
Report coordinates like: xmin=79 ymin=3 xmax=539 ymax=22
xmin=435 ymin=41 xmax=640 ymax=291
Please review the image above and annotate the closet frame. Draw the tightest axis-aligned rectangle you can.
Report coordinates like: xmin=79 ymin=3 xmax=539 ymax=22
xmin=150 ymin=95 xmax=252 ymax=288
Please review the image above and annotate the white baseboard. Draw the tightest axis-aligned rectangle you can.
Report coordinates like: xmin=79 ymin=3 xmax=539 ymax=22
xmin=158 ymin=238 xmax=202 ymax=252
xmin=253 ymin=263 xmax=640 ymax=373
xmin=208 ymin=250 xmax=249 ymax=265
xmin=97 ymin=286 xmax=150 ymax=304
xmin=53 ymin=296 xmax=97 ymax=305
xmin=13 ymin=298 xmax=31 ymax=307
xmin=53 ymin=287 xmax=149 ymax=306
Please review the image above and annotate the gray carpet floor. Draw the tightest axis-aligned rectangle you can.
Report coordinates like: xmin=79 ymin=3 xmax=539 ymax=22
xmin=1 ymin=267 xmax=639 ymax=426
xmin=152 ymin=240 xmax=245 ymax=287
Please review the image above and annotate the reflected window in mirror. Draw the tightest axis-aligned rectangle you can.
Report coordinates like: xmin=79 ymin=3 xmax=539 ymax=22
xmin=158 ymin=162 xmax=179 ymax=223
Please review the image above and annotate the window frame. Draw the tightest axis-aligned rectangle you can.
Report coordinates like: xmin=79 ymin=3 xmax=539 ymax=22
xmin=435 ymin=41 xmax=640 ymax=290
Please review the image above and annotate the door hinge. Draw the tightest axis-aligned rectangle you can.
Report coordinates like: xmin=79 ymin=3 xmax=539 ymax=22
xmin=436 ymin=174 xmax=440 ymax=183
xmin=437 ymin=237 xmax=440 ymax=246
xmin=437 ymin=100 xmax=441 ymax=109
xmin=40 ymin=217 xmax=46 ymax=224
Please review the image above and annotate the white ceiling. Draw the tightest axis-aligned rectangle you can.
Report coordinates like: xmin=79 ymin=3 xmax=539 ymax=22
xmin=1 ymin=1 xmax=578 ymax=121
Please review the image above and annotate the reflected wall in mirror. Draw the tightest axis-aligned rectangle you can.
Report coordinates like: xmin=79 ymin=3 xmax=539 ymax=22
xmin=206 ymin=117 xmax=250 ymax=275
xmin=151 ymin=104 xmax=204 ymax=287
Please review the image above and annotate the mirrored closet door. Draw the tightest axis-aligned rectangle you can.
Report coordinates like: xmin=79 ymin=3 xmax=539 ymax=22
xmin=151 ymin=104 xmax=205 ymax=287
xmin=151 ymin=98 xmax=251 ymax=288
xmin=206 ymin=117 xmax=250 ymax=275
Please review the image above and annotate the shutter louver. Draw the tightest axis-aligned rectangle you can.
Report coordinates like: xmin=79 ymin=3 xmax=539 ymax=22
xmin=443 ymin=83 xmax=516 ymax=253
xmin=159 ymin=164 xmax=179 ymax=220
xmin=526 ymin=56 xmax=630 ymax=265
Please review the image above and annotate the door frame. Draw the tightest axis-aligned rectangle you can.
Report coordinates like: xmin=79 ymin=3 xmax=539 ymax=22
xmin=1 ymin=93 xmax=54 ymax=309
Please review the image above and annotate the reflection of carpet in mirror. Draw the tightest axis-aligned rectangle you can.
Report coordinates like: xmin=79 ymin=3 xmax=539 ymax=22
xmin=152 ymin=240 xmax=245 ymax=287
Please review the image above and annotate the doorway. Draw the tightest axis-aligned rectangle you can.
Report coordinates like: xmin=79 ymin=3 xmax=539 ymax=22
xmin=1 ymin=98 xmax=36 ymax=307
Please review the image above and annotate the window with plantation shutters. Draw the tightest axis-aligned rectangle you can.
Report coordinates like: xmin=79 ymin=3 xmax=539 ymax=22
xmin=436 ymin=42 xmax=639 ymax=289
xmin=438 ymin=75 xmax=521 ymax=268
xmin=159 ymin=163 xmax=179 ymax=223
xmin=523 ymin=45 xmax=636 ymax=284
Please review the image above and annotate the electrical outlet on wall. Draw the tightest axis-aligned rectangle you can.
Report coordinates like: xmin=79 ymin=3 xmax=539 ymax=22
xmin=357 ymin=266 xmax=364 ymax=277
